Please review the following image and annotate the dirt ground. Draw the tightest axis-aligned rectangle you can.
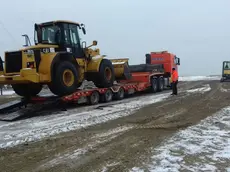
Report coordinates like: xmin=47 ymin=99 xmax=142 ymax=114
xmin=0 ymin=80 xmax=230 ymax=172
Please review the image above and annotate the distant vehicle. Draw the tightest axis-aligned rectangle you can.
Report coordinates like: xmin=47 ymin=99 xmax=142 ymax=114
xmin=220 ymin=61 xmax=230 ymax=82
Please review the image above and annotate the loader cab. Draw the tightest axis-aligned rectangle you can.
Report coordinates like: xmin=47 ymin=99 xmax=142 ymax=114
xmin=222 ymin=61 xmax=230 ymax=76
xmin=34 ymin=20 xmax=86 ymax=58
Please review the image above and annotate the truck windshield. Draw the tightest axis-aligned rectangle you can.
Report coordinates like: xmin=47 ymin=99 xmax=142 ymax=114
xmin=34 ymin=24 xmax=61 ymax=44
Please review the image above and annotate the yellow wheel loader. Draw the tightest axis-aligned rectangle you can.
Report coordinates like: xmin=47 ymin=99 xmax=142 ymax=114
xmin=0 ymin=20 xmax=127 ymax=97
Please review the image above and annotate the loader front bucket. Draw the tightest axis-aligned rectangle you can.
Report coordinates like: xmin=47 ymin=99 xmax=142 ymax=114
xmin=110 ymin=58 xmax=132 ymax=80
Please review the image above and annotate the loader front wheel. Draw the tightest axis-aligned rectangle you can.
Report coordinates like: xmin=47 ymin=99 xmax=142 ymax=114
xmin=49 ymin=61 xmax=78 ymax=96
xmin=94 ymin=59 xmax=115 ymax=88
xmin=12 ymin=83 xmax=42 ymax=97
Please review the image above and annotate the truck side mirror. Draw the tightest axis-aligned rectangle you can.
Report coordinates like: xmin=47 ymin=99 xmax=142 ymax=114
xmin=177 ymin=58 xmax=180 ymax=65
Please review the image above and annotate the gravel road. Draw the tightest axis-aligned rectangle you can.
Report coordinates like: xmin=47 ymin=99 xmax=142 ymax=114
xmin=1 ymin=79 xmax=229 ymax=172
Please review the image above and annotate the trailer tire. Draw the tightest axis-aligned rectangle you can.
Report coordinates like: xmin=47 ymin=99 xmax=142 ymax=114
xmin=157 ymin=77 xmax=164 ymax=92
xmin=94 ymin=59 xmax=115 ymax=88
xmin=12 ymin=83 xmax=42 ymax=97
xmin=114 ymin=87 xmax=125 ymax=100
xmin=100 ymin=89 xmax=113 ymax=103
xmin=151 ymin=78 xmax=157 ymax=93
xmin=88 ymin=91 xmax=100 ymax=105
xmin=49 ymin=61 xmax=79 ymax=96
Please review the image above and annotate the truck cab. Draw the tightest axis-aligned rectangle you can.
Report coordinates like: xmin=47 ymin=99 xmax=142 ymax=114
xmin=146 ymin=51 xmax=180 ymax=77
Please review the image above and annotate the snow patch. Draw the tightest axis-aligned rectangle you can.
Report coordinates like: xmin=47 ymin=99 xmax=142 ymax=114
xmin=0 ymin=90 xmax=15 ymax=95
xmin=101 ymin=162 xmax=121 ymax=172
xmin=220 ymin=87 xmax=230 ymax=92
xmin=186 ymin=84 xmax=211 ymax=93
xmin=131 ymin=106 xmax=230 ymax=171
xmin=179 ymin=75 xmax=221 ymax=81
xmin=39 ymin=127 xmax=126 ymax=170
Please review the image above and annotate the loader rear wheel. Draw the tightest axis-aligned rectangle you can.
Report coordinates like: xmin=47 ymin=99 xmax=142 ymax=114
xmin=49 ymin=61 xmax=78 ymax=96
xmin=12 ymin=83 xmax=42 ymax=97
xmin=94 ymin=59 xmax=115 ymax=88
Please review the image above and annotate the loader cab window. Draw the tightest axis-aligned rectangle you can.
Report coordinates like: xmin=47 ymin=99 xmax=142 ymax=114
xmin=34 ymin=24 xmax=61 ymax=45
xmin=224 ymin=62 xmax=230 ymax=69
xmin=62 ymin=23 xmax=84 ymax=57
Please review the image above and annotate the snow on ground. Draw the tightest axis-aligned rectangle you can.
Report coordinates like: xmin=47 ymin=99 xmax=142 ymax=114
xmin=179 ymin=75 xmax=221 ymax=81
xmin=38 ymin=126 xmax=129 ymax=170
xmin=130 ymin=107 xmax=230 ymax=172
xmin=0 ymin=89 xmax=16 ymax=96
xmin=0 ymin=75 xmax=218 ymax=149
xmin=0 ymin=92 xmax=171 ymax=149
xmin=186 ymin=84 xmax=211 ymax=94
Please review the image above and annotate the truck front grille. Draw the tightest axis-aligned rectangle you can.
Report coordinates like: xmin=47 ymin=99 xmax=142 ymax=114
xmin=5 ymin=51 xmax=22 ymax=73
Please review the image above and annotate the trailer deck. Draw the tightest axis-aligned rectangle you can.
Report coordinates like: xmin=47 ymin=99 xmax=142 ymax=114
xmin=0 ymin=69 xmax=172 ymax=122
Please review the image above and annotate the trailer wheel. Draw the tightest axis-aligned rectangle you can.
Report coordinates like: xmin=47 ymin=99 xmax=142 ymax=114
xmin=94 ymin=59 xmax=115 ymax=88
xmin=151 ymin=78 xmax=157 ymax=93
xmin=157 ymin=77 xmax=164 ymax=92
xmin=49 ymin=61 xmax=78 ymax=96
xmin=101 ymin=89 xmax=113 ymax=102
xmin=89 ymin=91 xmax=100 ymax=105
xmin=12 ymin=83 xmax=42 ymax=97
xmin=114 ymin=87 xmax=125 ymax=100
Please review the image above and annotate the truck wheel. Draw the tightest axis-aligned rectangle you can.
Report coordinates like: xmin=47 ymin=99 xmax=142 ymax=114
xmin=100 ymin=89 xmax=113 ymax=102
xmin=114 ymin=87 xmax=125 ymax=100
xmin=151 ymin=78 xmax=157 ymax=93
xmin=94 ymin=59 xmax=115 ymax=88
xmin=157 ymin=77 xmax=164 ymax=92
xmin=12 ymin=83 xmax=42 ymax=97
xmin=49 ymin=61 xmax=78 ymax=96
xmin=88 ymin=91 xmax=100 ymax=105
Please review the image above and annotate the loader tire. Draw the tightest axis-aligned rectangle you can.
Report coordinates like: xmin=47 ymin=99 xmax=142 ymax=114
xmin=94 ymin=59 xmax=115 ymax=88
xmin=48 ymin=61 xmax=79 ymax=96
xmin=12 ymin=83 xmax=42 ymax=97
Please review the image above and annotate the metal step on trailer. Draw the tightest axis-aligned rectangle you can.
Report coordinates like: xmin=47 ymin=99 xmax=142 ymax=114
xmin=0 ymin=96 xmax=62 ymax=121
xmin=0 ymin=99 xmax=28 ymax=121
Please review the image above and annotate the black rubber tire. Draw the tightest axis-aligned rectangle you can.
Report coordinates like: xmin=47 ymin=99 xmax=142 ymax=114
xmin=48 ymin=61 xmax=78 ymax=96
xmin=12 ymin=83 xmax=42 ymax=97
xmin=88 ymin=91 xmax=100 ymax=105
xmin=151 ymin=78 xmax=157 ymax=93
xmin=94 ymin=59 xmax=115 ymax=88
xmin=100 ymin=89 xmax=113 ymax=103
xmin=114 ymin=87 xmax=125 ymax=100
xmin=157 ymin=77 xmax=164 ymax=92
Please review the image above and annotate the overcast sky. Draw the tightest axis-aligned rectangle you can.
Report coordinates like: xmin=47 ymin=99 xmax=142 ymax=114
xmin=0 ymin=0 xmax=229 ymax=76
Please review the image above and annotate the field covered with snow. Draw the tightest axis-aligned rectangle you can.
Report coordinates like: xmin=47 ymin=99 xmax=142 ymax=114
xmin=131 ymin=106 xmax=230 ymax=172
xmin=0 ymin=92 xmax=171 ymax=148
xmin=0 ymin=76 xmax=228 ymax=172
